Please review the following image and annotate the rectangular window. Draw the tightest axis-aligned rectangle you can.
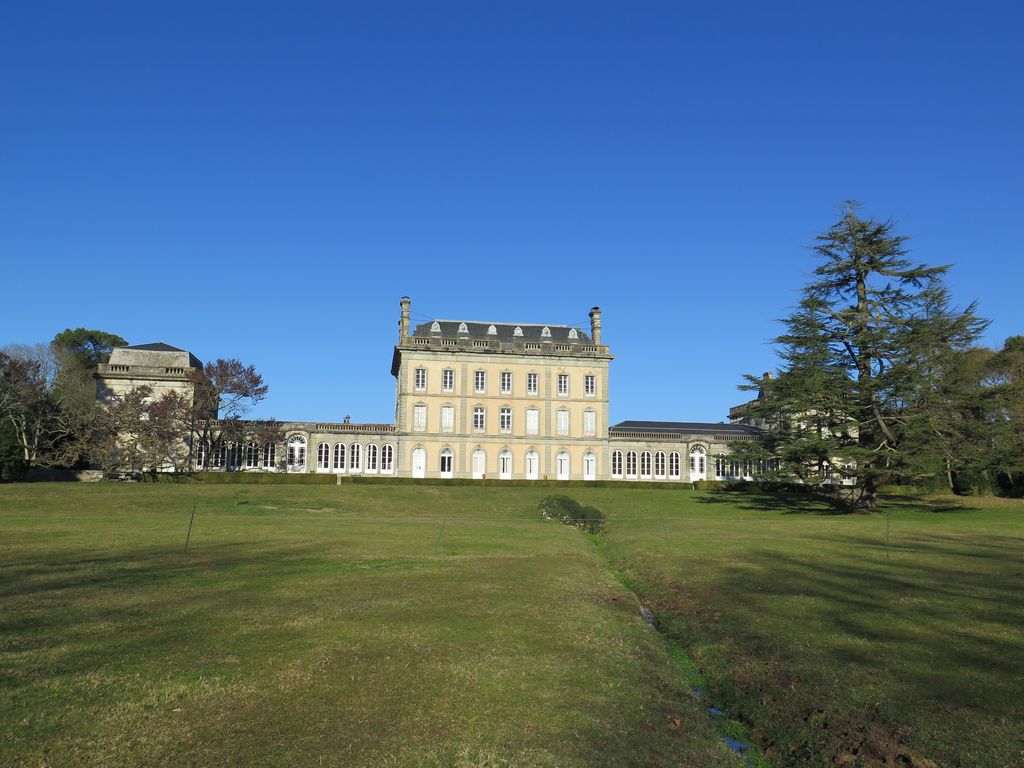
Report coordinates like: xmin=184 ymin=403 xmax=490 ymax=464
xmin=557 ymin=374 xmax=569 ymax=396
xmin=474 ymin=370 xmax=486 ymax=393
xmin=527 ymin=372 xmax=538 ymax=394
xmin=556 ymin=409 xmax=569 ymax=436
xmin=413 ymin=404 xmax=426 ymax=431
xmin=526 ymin=408 xmax=539 ymax=435
xmin=500 ymin=371 xmax=512 ymax=394
xmin=473 ymin=406 xmax=485 ymax=432
xmin=499 ymin=407 xmax=512 ymax=433
xmin=414 ymin=367 xmax=426 ymax=391
xmin=441 ymin=405 xmax=454 ymax=432
xmin=583 ymin=410 xmax=596 ymax=436
xmin=442 ymin=368 xmax=454 ymax=392
xmin=584 ymin=374 xmax=595 ymax=397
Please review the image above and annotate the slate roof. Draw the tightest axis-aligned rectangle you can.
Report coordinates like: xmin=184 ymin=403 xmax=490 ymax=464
xmin=412 ymin=321 xmax=591 ymax=344
xmin=610 ymin=420 xmax=763 ymax=437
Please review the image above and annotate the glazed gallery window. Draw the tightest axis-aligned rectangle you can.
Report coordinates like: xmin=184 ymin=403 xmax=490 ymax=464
xmin=244 ymin=442 xmax=259 ymax=469
xmin=474 ymin=370 xmax=486 ymax=393
xmin=441 ymin=405 xmax=454 ymax=432
xmin=317 ymin=442 xmax=331 ymax=470
xmin=526 ymin=408 xmax=539 ymax=435
xmin=626 ymin=450 xmax=637 ymax=477
xmin=349 ymin=443 xmax=361 ymax=471
xmin=669 ymin=452 xmax=680 ymax=478
xmin=527 ymin=372 xmax=538 ymax=394
xmin=442 ymin=368 xmax=454 ymax=392
xmin=557 ymin=374 xmax=569 ymax=396
xmin=611 ymin=450 xmax=622 ymax=477
xmin=499 ymin=407 xmax=512 ymax=433
xmin=640 ymin=451 xmax=652 ymax=478
xmin=414 ymin=367 xmax=426 ymax=391
xmin=654 ymin=451 xmax=666 ymax=479
xmin=473 ymin=406 xmax=485 ymax=432
xmin=500 ymin=371 xmax=512 ymax=394
xmin=556 ymin=409 xmax=569 ymax=436
xmin=366 ymin=444 xmax=378 ymax=472
xmin=584 ymin=374 xmax=596 ymax=397
xmin=413 ymin=404 xmax=426 ymax=431
xmin=380 ymin=444 xmax=394 ymax=473
xmin=333 ymin=443 xmax=346 ymax=470
xmin=262 ymin=441 xmax=276 ymax=469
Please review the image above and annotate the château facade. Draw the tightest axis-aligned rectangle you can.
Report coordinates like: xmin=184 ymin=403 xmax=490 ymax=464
xmin=95 ymin=298 xmax=764 ymax=482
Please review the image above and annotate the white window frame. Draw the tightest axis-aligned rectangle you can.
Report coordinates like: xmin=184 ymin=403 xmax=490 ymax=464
xmin=556 ymin=409 xmax=569 ymax=436
xmin=669 ymin=452 xmax=680 ymax=479
xmin=500 ymin=371 xmax=512 ymax=394
xmin=499 ymin=407 xmax=512 ymax=433
xmin=350 ymin=443 xmax=361 ymax=472
xmin=441 ymin=404 xmax=454 ymax=433
xmin=472 ymin=448 xmax=486 ymax=479
xmin=626 ymin=450 xmax=637 ymax=479
xmin=526 ymin=407 xmax=539 ymax=436
xmin=317 ymin=442 xmax=331 ymax=471
xmin=527 ymin=372 xmax=538 ymax=395
xmin=366 ymin=444 xmax=378 ymax=473
xmin=413 ymin=404 xmax=427 ymax=432
xmin=442 ymin=368 xmax=454 ymax=392
xmin=414 ymin=367 xmax=427 ymax=392
xmin=557 ymin=373 xmax=569 ymax=396
xmin=525 ymin=450 xmax=539 ymax=480
xmin=334 ymin=443 xmax=346 ymax=471
xmin=380 ymin=444 xmax=394 ymax=474
xmin=583 ymin=451 xmax=596 ymax=481
xmin=584 ymin=374 xmax=596 ymax=397
xmin=262 ymin=441 xmax=276 ymax=470
xmin=655 ymin=451 xmax=666 ymax=479
xmin=583 ymin=409 xmax=596 ymax=436
xmin=498 ymin=449 xmax=512 ymax=480
xmin=473 ymin=406 xmax=485 ymax=433
xmin=640 ymin=451 xmax=652 ymax=479
xmin=474 ymin=370 xmax=486 ymax=394
xmin=611 ymin=450 xmax=622 ymax=478
xmin=440 ymin=448 xmax=453 ymax=478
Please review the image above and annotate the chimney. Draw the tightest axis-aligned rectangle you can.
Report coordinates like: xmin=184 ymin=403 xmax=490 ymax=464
xmin=588 ymin=306 xmax=602 ymax=345
xmin=399 ymin=296 xmax=411 ymax=341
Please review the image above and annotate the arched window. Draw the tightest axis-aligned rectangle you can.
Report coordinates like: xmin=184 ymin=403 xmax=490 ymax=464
xmin=556 ymin=451 xmax=570 ymax=480
xmin=316 ymin=442 xmax=331 ymax=470
xmin=263 ymin=441 xmax=276 ymax=469
xmin=487 ymin=324 xmax=497 ymax=335
xmin=350 ymin=443 xmax=361 ymax=472
xmin=366 ymin=444 xmax=378 ymax=472
xmin=626 ymin=451 xmax=637 ymax=478
xmin=458 ymin=322 xmax=469 ymax=334
xmin=611 ymin=450 xmax=622 ymax=478
xmin=541 ymin=326 xmax=551 ymax=338
xmin=333 ymin=443 xmax=345 ymax=471
xmin=431 ymin=321 xmax=441 ymax=333
xmin=498 ymin=449 xmax=512 ymax=479
xmin=471 ymin=448 xmax=486 ymax=479
xmin=440 ymin=448 xmax=453 ymax=478
xmin=513 ymin=326 xmax=523 ymax=337
xmin=640 ymin=451 xmax=652 ymax=478
xmin=669 ymin=452 xmax=680 ymax=479
xmin=210 ymin=440 xmax=226 ymax=468
xmin=568 ymin=328 xmax=578 ymax=339
xmin=226 ymin=442 xmax=241 ymax=469
xmin=380 ymin=444 xmax=394 ymax=473
xmin=286 ymin=435 xmax=306 ymax=472
xmin=244 ymin=442 xmax=259 ymax=469
xmin=654 ymin=451 xmax=666 ymax=479
xmin=194 ymin=441 xmax=206 ymax=469
xmin=525 ymin=450 xmax=539 ymax=480
xmin=583 ymin=451 xmax=596 ymax=481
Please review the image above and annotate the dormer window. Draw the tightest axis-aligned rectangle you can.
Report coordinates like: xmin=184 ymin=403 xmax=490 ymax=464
xmin=458 ymin=322 xmax=468 ymax=334
xmin=541 ymin=327 xmax=551 ymax=338
xmin=487 ymin=324 xmax=497 ymax=335
xmin=513 ymin=326 xmax=523 ymax=337
xmin=430 ymin=321 xmax=441 ymax=334
xmin=568 ymin=328 xmax=578 ymax=339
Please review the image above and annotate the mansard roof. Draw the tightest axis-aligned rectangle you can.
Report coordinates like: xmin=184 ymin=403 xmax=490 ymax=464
xmin=110 ymin=342 xmax=202 ymax=369
xmin=610 ymin=420 xmax=763 ymax=437
xmin=412 ymin=320 xmax=591 ymax=344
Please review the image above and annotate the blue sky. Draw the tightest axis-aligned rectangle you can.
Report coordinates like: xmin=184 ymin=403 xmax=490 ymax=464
xmin=2 ymin=2 xmax=1022 ymax=424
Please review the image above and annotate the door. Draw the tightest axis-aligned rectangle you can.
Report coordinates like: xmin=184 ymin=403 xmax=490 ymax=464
xmin=412 ymin=447 xmax=426 ymax=479
xmin=525 ymin=450 xmax=539 ymax=480
xmin=498 ymin=450 xmax=512 ymax=480
xmin=472 ymin=449 xmax=486 ymax=479
xmin=689 ymin=446 xmax=706 ymax=481
xmin=583 ymin=452 xmax=596 ymax=481
xmin=556 ymin=451 xmax=570 ymax=481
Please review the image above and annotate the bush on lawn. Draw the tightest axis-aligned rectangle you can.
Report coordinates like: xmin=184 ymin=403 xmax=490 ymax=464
xmin=538 ymin=495 xmax=605 ymax=533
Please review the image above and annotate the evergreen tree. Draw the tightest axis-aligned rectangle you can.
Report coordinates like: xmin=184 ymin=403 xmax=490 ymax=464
xmin=735 ymin=203 xmax=987 ymax=509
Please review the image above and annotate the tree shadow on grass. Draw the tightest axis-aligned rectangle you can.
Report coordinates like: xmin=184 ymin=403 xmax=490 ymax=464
xmin=693 ymin=487 xmax=970 ymax=515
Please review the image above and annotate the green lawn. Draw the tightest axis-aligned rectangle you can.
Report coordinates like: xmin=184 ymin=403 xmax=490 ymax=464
xmin=1 ymin=483 xmax=1021 ymax=767
xmin=0 ymin=483 xmax=737 ymax=768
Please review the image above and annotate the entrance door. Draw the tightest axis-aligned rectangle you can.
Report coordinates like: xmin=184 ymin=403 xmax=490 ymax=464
xmin=583 ymin=452 xmax=596 ymax=481
xmin=525 ymin=450 xmax=539 ymax=480
xmin=556 ymin=451 xmax=570 ymax=481
xmin=472 ymin=449 xmax=486 ymax=479
xmin=412 ymin=447 xmax=426 ymax=479
xmin=498 ymin=450 xmax=512 ymax=480
xmin=689 ymin=446 xmax=706 ymax=481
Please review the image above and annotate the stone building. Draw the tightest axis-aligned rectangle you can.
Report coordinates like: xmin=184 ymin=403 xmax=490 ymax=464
xmin=97 ymin=298 xmax=764 ymax=481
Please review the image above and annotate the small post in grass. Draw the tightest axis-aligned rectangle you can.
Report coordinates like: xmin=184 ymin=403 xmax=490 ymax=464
xmin=184 ymin=505 xmax=197 ymax=553
xmin=436 ymin=514 xmax=447 ymax=548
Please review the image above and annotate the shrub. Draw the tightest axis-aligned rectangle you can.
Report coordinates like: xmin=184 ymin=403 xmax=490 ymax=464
xmin=538 ymin=495 xmax=605 ymax=534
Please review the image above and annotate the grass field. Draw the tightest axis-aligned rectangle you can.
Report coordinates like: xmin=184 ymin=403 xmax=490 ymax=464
xmin=1 ymin=483 xmax=1021 ymax=767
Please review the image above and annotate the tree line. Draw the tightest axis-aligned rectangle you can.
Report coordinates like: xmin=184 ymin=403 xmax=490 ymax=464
xmin=0 ymin=330 xmax=278 ymax=481
xmin=729 ymin=203 xmax=1023 ymax=508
